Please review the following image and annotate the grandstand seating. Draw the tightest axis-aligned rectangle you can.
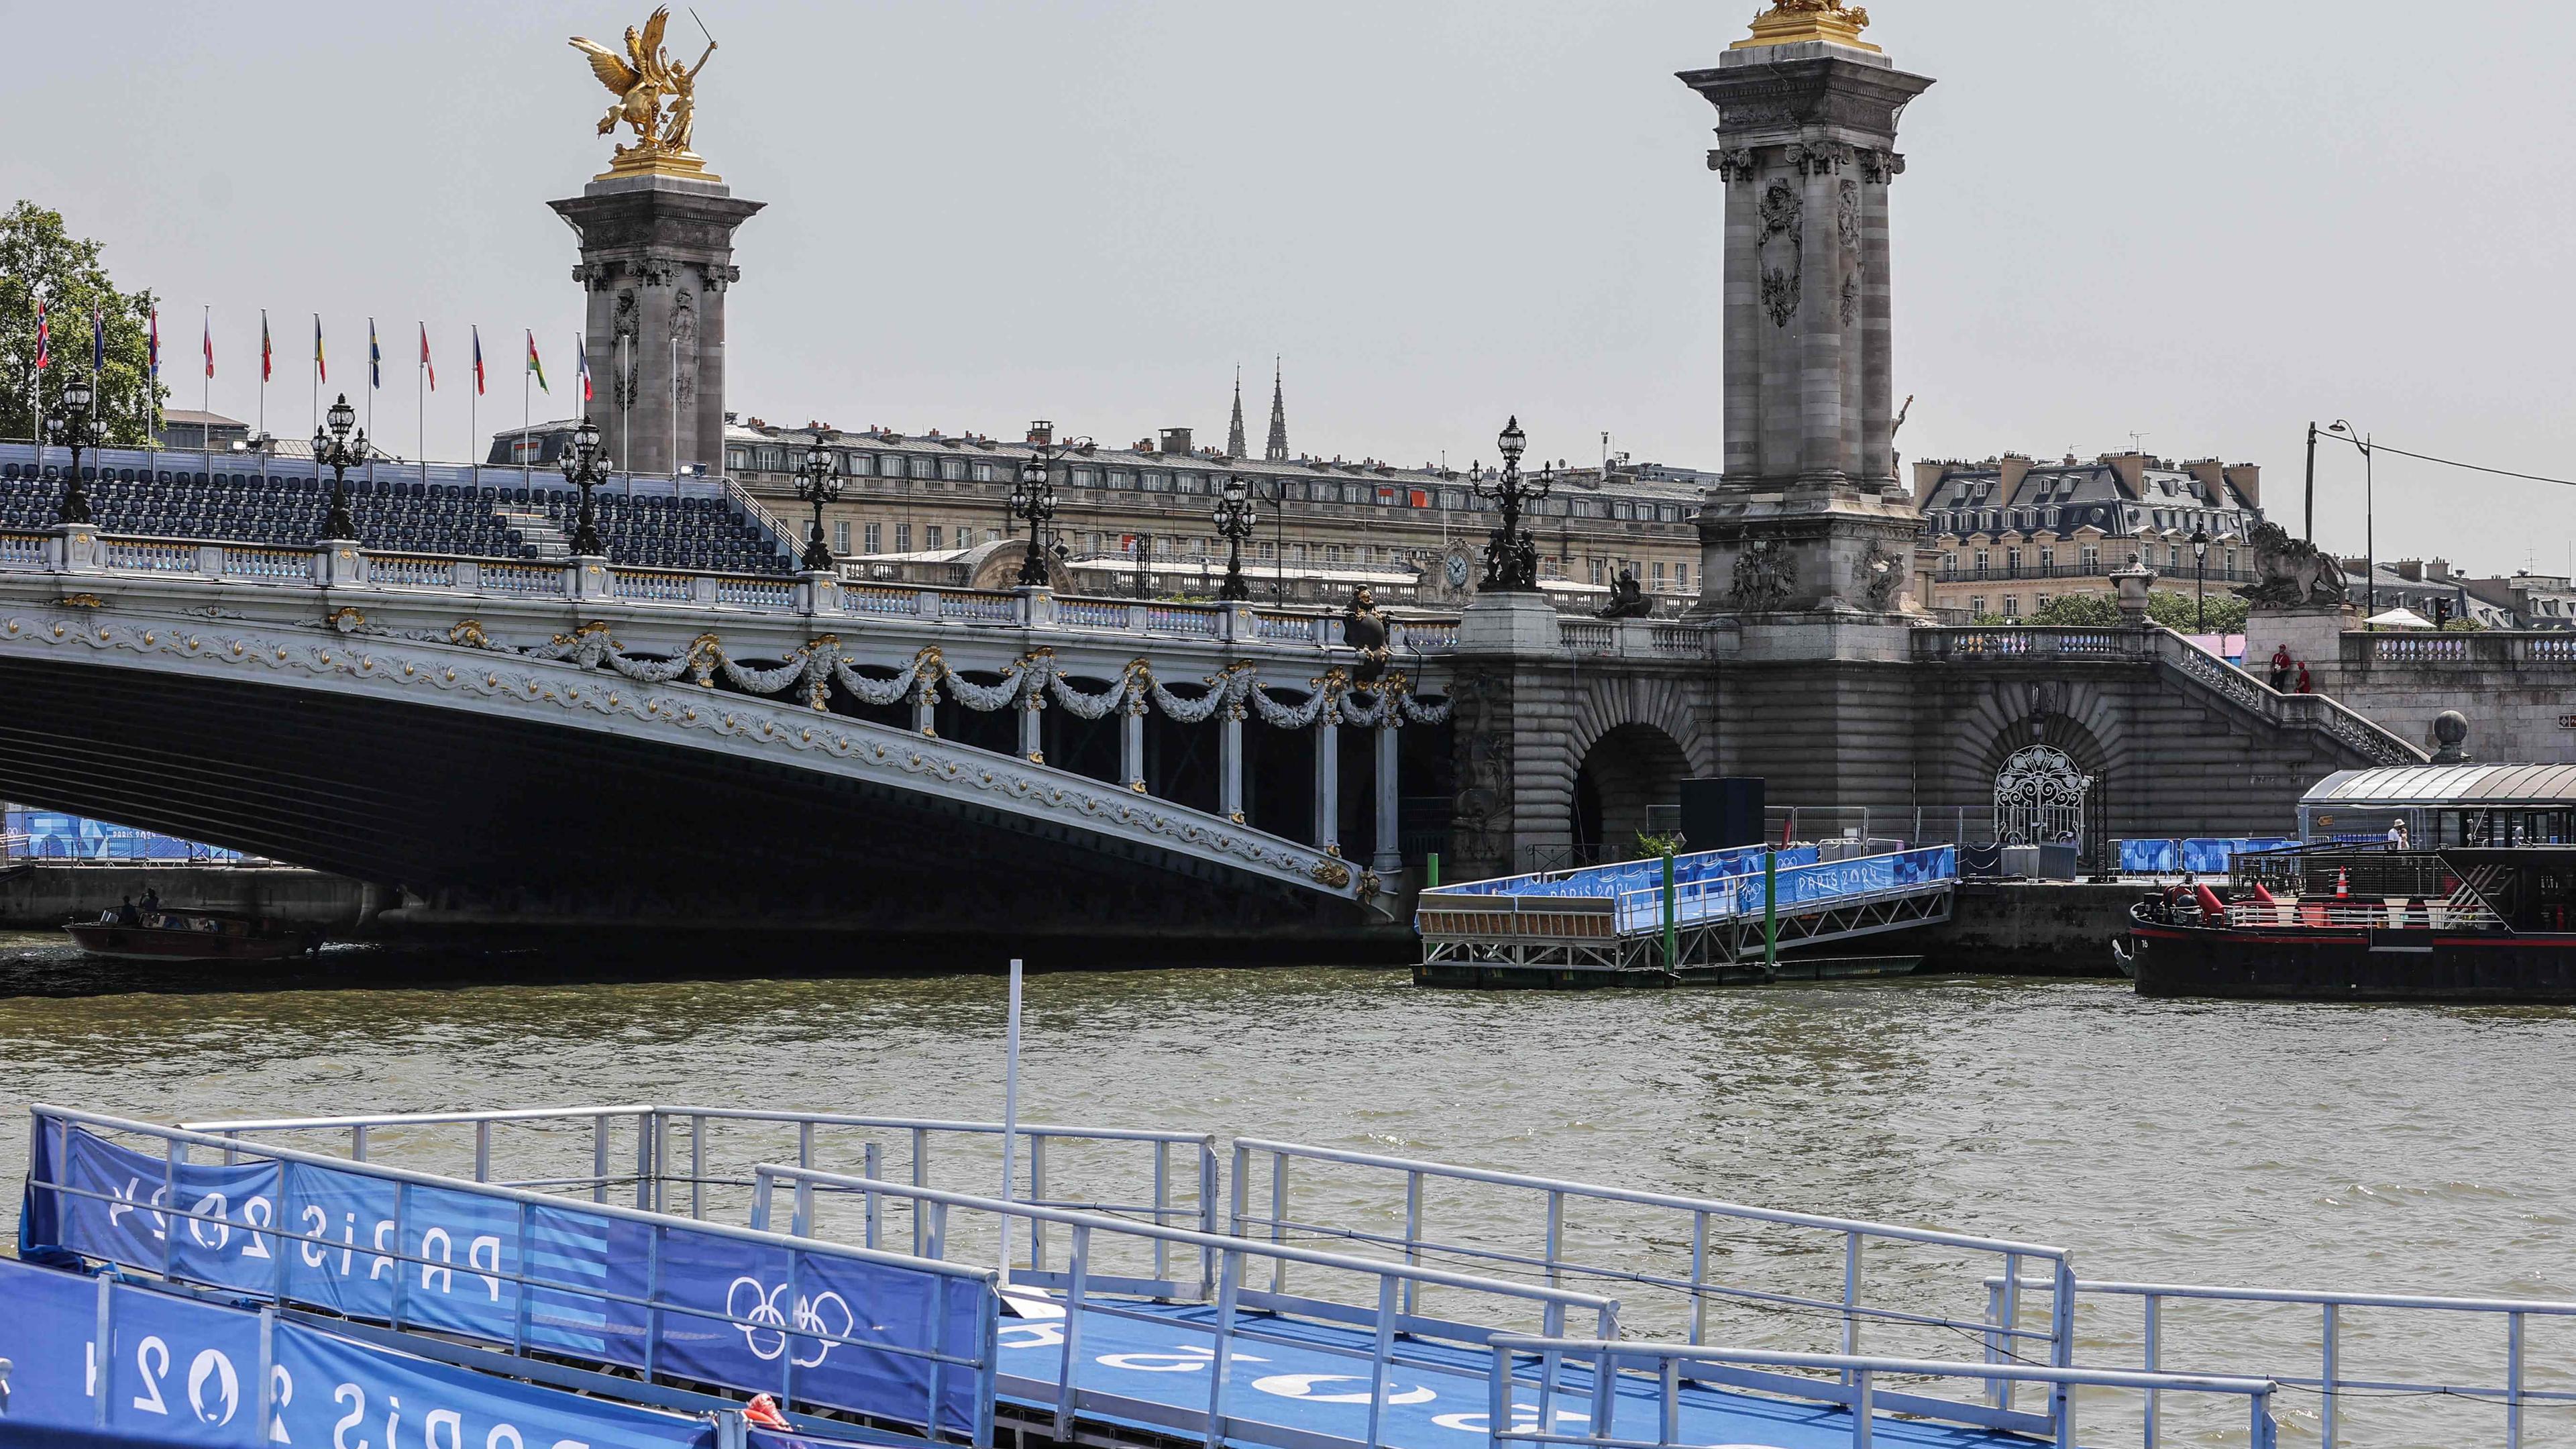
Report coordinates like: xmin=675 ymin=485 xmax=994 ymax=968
xmin=0 ymin=461 xmax=794 ymax=576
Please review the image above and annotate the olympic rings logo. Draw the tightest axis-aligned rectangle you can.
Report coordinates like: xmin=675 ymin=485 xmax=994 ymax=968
xmin=725 ymin=1276 xmax=856 ymax=1368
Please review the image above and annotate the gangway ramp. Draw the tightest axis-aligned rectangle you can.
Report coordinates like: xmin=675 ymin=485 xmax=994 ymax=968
xmin=1415 ymin=843 xmax=1957 ymax=979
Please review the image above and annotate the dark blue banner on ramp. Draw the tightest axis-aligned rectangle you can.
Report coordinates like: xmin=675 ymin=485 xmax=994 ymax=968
xmin=21 ymin=1114 xmax=996 ymax=1442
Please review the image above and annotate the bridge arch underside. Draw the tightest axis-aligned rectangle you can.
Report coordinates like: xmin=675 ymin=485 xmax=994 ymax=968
xmin=0 ymin=652 xmax=1375 ymax=951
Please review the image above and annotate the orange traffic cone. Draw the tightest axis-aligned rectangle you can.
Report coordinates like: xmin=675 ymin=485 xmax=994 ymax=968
xmin=2334 ymin=868 xmax=2350 ymax=901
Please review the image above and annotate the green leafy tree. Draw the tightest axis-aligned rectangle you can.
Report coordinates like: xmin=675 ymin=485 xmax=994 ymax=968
xmin=2025 ymin=593 xmax=2123 ymax=627
xmin=0 ymin=201 xmax=163 ymax=445
xmin=2145 ymin=588 xmax=2249 ymax=635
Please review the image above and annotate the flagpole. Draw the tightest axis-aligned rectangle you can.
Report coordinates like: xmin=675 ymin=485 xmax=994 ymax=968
xmin=201 ymin=307 xmax=212 ymax=476
xmin=366 ymin=318 xmax=376 ymax=492
xmin=470 ymin=328 xmax=479 ymax=496
xmin=418 ymin=325 xmax=427 ymax=490
xmin=1000 ymin=956 xmax=1023 ymax=1290
xmin=617 ymin=332 xmax=631 ymax=498
xmin=521 ymin=342 xmax=531 ymax=492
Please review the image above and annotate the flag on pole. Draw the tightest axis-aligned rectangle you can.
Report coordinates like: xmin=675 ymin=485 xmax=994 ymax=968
xmin=32 ymin=300 xmax=47 ymax=370
xmin=202 ymin=311 xmax=214 ymax=380
xmin=576 ymin=335 xmax=592 ymax=402
xmin=260 ymin=310 xmax=272 ymax=381
xmin=419 ymin=323 xmax=435 ymax=391
xmin=312 ymin=315 xmax=325 ymax=384
xmin=368 ymin=317 xmax=382 ymax=390
xmin=91 ymin=304 xmax=105 ymax=375
xmin=525 ymin=330 xmax=548 ymax=393
xmin=148 ymin=308 xmax=160 ymax=381
xmin=472 ymin=326 xmax=486 ymax=395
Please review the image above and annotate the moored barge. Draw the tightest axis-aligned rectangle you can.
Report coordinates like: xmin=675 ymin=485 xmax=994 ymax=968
xmin=2123 ymin=763 xmax=2576 ymax=1001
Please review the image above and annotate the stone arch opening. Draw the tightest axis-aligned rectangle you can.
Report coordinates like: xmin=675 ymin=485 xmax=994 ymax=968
xmin=1572 ymin=723 xmax=1691 ymax=859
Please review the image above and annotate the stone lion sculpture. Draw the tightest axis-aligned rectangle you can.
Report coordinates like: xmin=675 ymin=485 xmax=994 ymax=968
xmin=2236 ymin=520 xmax=2347 ymax=608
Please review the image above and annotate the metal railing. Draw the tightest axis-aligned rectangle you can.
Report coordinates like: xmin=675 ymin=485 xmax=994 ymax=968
xmin=1224 ymin=1138 xmax=2076 ymax=1413
xmin=1486 ymin=1337 xmax=2277 ymax=1449
xmin=35 ymin=1106 xmax=1002 ymax=1446
xmin=1995 ymin=1274 xmax=2576 ymax=1448
xmin=180 ymin=1103 xmax=1220 ymax=1275
xmin=752 ymin=1165 xmax=1621 ymax=1449
xmin=1608 ymin=846 xmax=1955 ymax=934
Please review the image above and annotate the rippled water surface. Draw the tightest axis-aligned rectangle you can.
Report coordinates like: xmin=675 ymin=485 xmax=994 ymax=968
xmin=3 ymin=929 xmax=2571 ymax=1444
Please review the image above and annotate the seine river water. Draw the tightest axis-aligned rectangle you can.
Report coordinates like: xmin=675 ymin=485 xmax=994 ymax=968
xmin=3 ymin=930 xmax=2571 ymax=1445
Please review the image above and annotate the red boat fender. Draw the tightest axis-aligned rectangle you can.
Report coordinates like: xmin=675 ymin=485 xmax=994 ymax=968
xmin=2194 ymin=883 xmax=2229 ymax=921
xmin=745 ymin=1395 xmax=791 ymax=1430
xmin=2249 ymin=883 xmax=2277 ymax=906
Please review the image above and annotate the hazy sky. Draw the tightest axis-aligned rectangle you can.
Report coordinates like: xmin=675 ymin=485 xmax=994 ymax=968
xmin=8 ymin=1 xmax=2572 ymax=572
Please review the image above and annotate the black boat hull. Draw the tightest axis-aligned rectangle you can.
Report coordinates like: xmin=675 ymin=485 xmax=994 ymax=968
xmin=2127 ymin=920 xmax=2576 ymax=1002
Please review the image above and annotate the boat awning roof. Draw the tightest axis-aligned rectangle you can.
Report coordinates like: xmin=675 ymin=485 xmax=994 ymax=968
xmin=2302 ymin=764 xmax=2576 ymax=809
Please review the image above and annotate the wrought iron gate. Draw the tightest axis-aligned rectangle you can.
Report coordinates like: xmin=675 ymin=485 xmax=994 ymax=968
xmin=1994 ymin=745 xmax=2090 ymax=846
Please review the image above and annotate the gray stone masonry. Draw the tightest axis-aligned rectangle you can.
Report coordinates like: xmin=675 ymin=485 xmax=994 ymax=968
xmin=550 ymin=174 xmax=763 ymax=478
xmin=1679 ymin=40 xmax=1933 ymax=623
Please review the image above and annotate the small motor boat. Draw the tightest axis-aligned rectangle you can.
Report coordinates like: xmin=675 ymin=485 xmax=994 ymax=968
xmin=63 ymin=906 xmax=322 ymax=961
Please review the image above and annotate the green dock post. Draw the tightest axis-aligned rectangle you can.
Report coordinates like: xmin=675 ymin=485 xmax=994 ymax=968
xmin=1426 ymin=853 xmax=1441 ymax=889
xmin=1662 ymin=849 xmax=1679 ymax=971
xmin=1764 ymin=848 xmax=1779 ymax=967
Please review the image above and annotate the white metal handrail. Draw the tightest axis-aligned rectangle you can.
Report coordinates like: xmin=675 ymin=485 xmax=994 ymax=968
xmin=1227 ymin=1137 xmax=2074 ymax=1419
xmin=754 ymin=1164 xmax=1621 ymax=1449
xmin=1991 ymin=1273 xmax=2576 ymax=1448
xmin=1486 ymin=1336 xmax=2278 ymax=1449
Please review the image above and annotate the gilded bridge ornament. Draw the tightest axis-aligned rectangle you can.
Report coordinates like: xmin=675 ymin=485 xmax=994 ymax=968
xmin=570 ymin=6 xmax=720 ymax=180
xmin=1734 ymin=0 xmax=1879 ymax=52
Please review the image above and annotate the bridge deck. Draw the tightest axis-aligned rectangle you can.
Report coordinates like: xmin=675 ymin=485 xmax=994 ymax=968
xmin=994 ymin=1294 xmax=2026 ymax=1449
xmin=1416 ymin=845 xmax=1958 ymax=973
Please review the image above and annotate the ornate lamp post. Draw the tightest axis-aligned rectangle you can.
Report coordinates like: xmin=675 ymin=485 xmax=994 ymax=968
xmin=310 ymin=392 xmax=366 ymax=541
xmin=2190 ymin=525 xmax=2210 ymax=634
xmin=1213 ymin=473 xmax=1258 ymax=602
xmin=794 ymin=443 xmax=843 ymax=572
xmin=558 ymin=415 xmax=612 ymax=556
xmin=2329 ymin=419 xmax=2374 ymax=629
xmin=42 ymin=374 xmax=101 ymax=525
xmin=1472 ymin=415 xmax=1552 ymax=592
xmin=1010 ymin=453 xmax=1058 ymax=587
xmin=1011 ymin=430 xmax=1090 ymax=588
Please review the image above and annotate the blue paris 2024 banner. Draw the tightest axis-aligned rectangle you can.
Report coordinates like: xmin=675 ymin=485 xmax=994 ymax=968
xmin=0 ymin=1255 xmax=717 ymax=1447
xmin=21 ymin=1118 xmax=994 ymax=1439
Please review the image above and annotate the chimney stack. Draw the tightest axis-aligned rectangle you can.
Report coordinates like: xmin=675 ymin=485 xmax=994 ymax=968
xmin=1160 ymin=427 xmax=1193 ymax=456
xmin=1026 ymin=420 xmax=1054 ymax=446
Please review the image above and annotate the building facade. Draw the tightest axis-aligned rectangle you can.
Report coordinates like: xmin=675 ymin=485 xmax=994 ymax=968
xmin=715 ymin=394 xmax=1715 ymax=612
xmin=1915 ymin=452 xmax=2263 ymax=620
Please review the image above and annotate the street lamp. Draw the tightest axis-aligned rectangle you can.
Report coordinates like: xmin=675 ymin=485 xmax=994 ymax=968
xmin=2190 ymin=525 xmax=2210 ymax=634
xmin=2328 ymin=420 xmax=2373 ymax=628
xmin=793 ymin=443 xmax=843 ymax=572
xmin=1213 ymin=473 xmax=1258 ymax=602
xmin=558 ymin=415 xmax=612 ymax=557
xmin=310 ymin=392 xmax=366 ymax=541
xmin=1011 ymin=428 xmax=1091 ymax=588
xmin=1471 ymin=415 xmax=1552 ymax=592
xmin=43 ymin=374 xmax=102 ymax=525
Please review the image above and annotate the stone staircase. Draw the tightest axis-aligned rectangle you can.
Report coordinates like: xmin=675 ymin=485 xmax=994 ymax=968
xmin=495 ymin=506 xmax=572 ymax=561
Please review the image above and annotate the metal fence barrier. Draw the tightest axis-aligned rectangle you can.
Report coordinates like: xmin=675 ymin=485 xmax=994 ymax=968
xmin=1485 ymin=1337 xmax=2278 ymax=1449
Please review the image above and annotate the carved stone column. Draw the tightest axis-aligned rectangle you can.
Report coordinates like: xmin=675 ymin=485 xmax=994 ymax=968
xmin=551 ymin=176 xmax=763 ymax=477
xmin=1681 ymin=29 xmax=1933 ymax=623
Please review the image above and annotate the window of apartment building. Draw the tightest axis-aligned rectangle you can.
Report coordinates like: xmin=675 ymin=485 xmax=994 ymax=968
xmin=1969 ymin=596 xmax=1986 ymax=616
xmin=842 ymin=452 xmax=873 ymax=476
xmin=863 ymin=522 xmax=881 ymax=553
xmin=1659 ymin=506 xmax=1681 ymax=523
xmin=902 ymin=456 xmax=931 ymax=480
xmin=725 ymin=447 xmax=749 ymax=471
xmin=1677 ymin=561 xmax=1690 ymax=590
xmin=1258 ymin=541 xmax=1275 ymax=560
xmin=894 ymin=524 xmax=913 ymax=551
xmin=1652 ymin=561 xmax=1667 ymax=586
xmin=2035 ymin=593 xmax=2051 ymax=612
xmin=1973 ymin=549 xmax=1990 ymax=578
xmin=1590 ymin=561 xmax=1605 ymax=585
xmin=1071 ymin=468 xmax=1098 ymax=488
xmin=925 ymin=525 xmax=943 ymax=550
xmin=1440 ymin=490 xmax=1465 ymax=511
xmin=1088 ymin=532 xmax=1104 ymax=553
xmin=971 ymin=463 xmax=996 ymax=483
xmin=2081 ymin=545 xmax=2100 ymax=573
xmin=2005 ymin=547 xmax=2021 ymax=576
xmin=833 ymin=521 xmax=851 ymax=554
xmin=753 ymin=445 xmax=786 ymax=472
xmin=1941 ymin=551 xmax=1957 ymax=576
xmin=2039 ymin=547 xmax=2055 ymax=573
xmin=2167 ymin=544 xmax=2182 ymax=570
xmin=1324 ymin=545 xmax=1344 ymax=563
xmin=1143 ymin=472 xmax=1171 ymax=492
xmin=940 ymin=458 xmax=967 ymax=481
xmin=2225 ymin=548 xmax=2238 ymax=575
xmin=1179 ymin=473 xmax=1205 ymax=494
xmin=1290 ymin=543 xmax=1308 ymax=562
xmin=1108 ymin=470 xmax=1134 ymax=490
xmin=2002 ymin=596 xmax=2020 ymax=618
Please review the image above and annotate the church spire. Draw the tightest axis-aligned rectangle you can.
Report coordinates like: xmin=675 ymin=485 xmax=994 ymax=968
xmin=1264 ymin=357 xmax=1289 ymax=462
xmin=1228 ymin=364 xmax=1248 ymax=458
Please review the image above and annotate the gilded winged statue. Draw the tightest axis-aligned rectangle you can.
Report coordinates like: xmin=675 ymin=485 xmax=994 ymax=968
xmin=570 ymin=7 xmax=718 ymax=160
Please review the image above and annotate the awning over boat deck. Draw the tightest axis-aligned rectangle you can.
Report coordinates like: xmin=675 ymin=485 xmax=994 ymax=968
xmin=2302 ymin=763 xmax=2576 ymax=808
